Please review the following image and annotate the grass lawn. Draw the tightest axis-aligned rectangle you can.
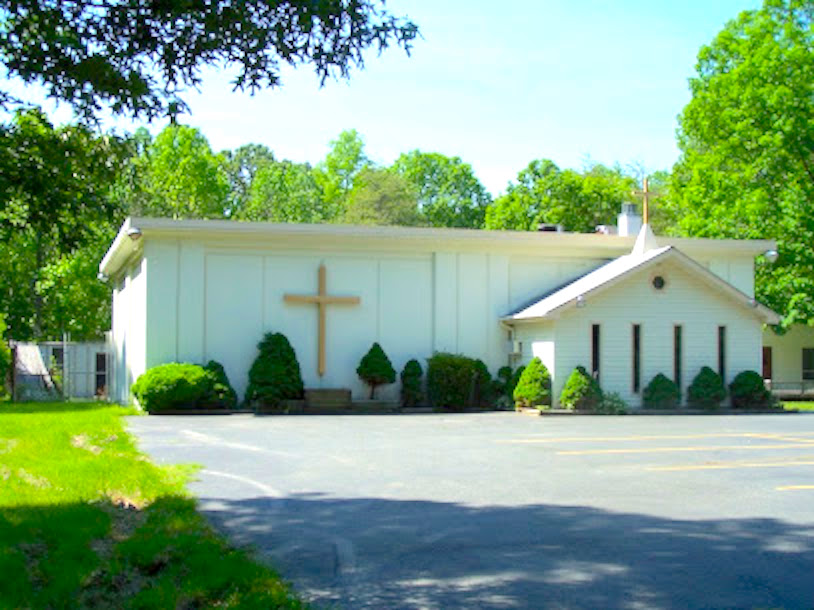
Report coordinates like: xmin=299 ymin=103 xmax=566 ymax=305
xmin=783 ymin=401 xmax=814 ymax=412
xmin=0 ymin=402 xmax=305 ymax=609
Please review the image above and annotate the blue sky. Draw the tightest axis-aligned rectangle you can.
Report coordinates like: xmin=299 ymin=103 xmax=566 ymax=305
xmin=4 ymin=0 xmax=761 ymax=195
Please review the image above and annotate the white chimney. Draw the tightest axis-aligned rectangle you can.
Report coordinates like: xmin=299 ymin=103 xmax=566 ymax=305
xmin=617 ymin=203 xmax=642 ymax=237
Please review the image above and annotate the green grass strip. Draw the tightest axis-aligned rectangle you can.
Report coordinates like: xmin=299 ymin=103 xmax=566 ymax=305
xmin=0 ymin=402 xmax=306 ymax=609
xmin=783 ymin=401 xmax=814 ymax=412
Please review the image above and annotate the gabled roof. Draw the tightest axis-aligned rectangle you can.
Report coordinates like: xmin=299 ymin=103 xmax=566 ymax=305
xmin=503 ymin=244 xmax=781 ymax=324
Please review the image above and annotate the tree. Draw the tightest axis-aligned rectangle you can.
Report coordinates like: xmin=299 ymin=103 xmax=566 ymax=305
xmin=314 ymin=129 xmax=371 ymax=219
xmin=127 ymin=125 xmax=230 ymax=219
xmin=240 ymin=159 xmax=325 ymax=223
xmin=0 ymin=1 xmax=419 ymax=122
xmin=356 ymin=343 xmax=396 ymax=399
xmin=512 ymin=357 xmax=551 ymax=410
xmin=342 ymin=167 xmax=423 ymax=226
xmin=484 ymin=160 xmax=637 ymax=233
xmin=0 ymin=109 xmax=129 ymax=339
xmin=245 ymin=332 xmax=304 ymax=408
xmin=670 ymin=0 xmax=814 ymax=327
xmin=392 ymin=151 xmax=491 ymax=228
xmin=222 ymin=144 xmax=277 ymax=217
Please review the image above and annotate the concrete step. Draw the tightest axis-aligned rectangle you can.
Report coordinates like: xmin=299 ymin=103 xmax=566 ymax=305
xmin=305 ymin=388 xmax=352 ymax=409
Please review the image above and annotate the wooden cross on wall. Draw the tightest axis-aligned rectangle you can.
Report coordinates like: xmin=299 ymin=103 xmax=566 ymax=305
xmin=632 ymin=177 xmax=658 ymax=225
xmin=284 ymin=265 xmax=361 ymax=377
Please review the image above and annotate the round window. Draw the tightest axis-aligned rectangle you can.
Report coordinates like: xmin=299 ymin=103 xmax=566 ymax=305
xmin=652 ymin=275 xmax=666 ymax=290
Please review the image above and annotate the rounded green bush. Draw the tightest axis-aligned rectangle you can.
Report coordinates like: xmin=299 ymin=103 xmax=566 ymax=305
xmin=729 ymin=370 xmax=772 ymax=409
xmin=203 ymin=360 xmax=238 ymax=409
xmin=400 ymin=359 xmax=424 ymax=408
xmin=513 ymin=357 xmax=551 ymax=410
xmin=596 ymin=391 xmax=629 ymax=415
xmin=245 ymin=333 xmax=304 ymax=408
xmin=687 ymin=366 xmax=726 ymax=409
xmin=357 ymin=342 xmax=396 ymax=399
xmin=559 ymin=366 xmax=602 ymax=411
xmin=132 ymin=363 xmax=213 ymax=413
xmin=643 ymin=373 xmax=681 ymax=409
xmin=427 ymin=352 xmax=481 ymax=411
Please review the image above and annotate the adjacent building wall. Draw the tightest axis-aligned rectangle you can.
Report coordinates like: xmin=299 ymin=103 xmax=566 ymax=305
xmin=550 ymin=259 xmax=763 ymax=408
xmin=762 ymin=324 xmax=814 ymax=385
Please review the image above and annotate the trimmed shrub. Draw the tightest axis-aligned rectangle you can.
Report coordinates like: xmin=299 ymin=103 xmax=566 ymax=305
xmin=426 ymin=352 xmax=483 ymax=411
xmin=513 ymin=357 xmax=551 ymax=410
xmin=596 ymin=391 xmax=629 ymax=415
xmin=0 ymin=314 xmax=10 ymax=399
xmin=729 ymin=370 xmax=773 ymax=409
xmin=473 ymin=359 xmax=495 ymax=408
xmin=132 ymin=363 xmax=213 ymax=413
xmin=203 ymin=360 xmax=238 ymax=409
xmin=559 ymin=366 xmax=602 ymax=411
xmin=643 ymin=373 xmax=681 ymax=409
xmin=357 ymin=342 xmax=396 ymax=399
xmin=400 ymin=359 xmax=424 ymax=408
xmin=687 ymin=366 xmax=726 ymax=409
xmin=245 ymin=333 xmax=304 ymax=408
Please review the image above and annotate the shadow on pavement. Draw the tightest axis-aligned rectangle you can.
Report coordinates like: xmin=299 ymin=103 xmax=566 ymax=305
xmin=200 ymin=495 xmax=814 ymax=609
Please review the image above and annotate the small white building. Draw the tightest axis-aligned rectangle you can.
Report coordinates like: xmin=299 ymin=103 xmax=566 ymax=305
xmin=99 ymin=210 xmax=780 ymax=407
xmin=762 ymin=324 xmax=814 ymax=397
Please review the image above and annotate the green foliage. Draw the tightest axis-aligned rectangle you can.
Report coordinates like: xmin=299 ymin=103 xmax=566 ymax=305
xmin=221 ymin=143 xmax=276 ymax=217
xmin=400 ymin=359 xmax=424 ymax=408
xmin=0 ymin=314 xmax=10 ymax=398
xmin=202 ymin=361 xmax=238 ymax=409
xmin=559 ymin=366 xmax=602 ymax=411
xmin=512 ymin=357 xmax=551 ymax=410
xmin=392 ymin=150 xmax=491 ymax=228
xmin=356 ymin=342 xmax=397 ymax=399
xmin=729 ymin=370 xmax=774 ymax=409
xmin=342 ymin=168 xmax=424 ymax=226
xmin=0 ymin=0 xmax=419 ymax=122
xmin=245 ymin=333 xmax=304 ymax=408
xmin=126 ymin=125 xmax=229 ymax=219
xmin=671 ymin=0 xmax=814 ymax=326
xmin=0 ymin=403 xmax=305 ymax=608
xmin=484 ymin=159 xmax=637 ymax=232
xmin=595 ymin=392 xmax=629 ymax=415
xmin=313 ymin=129 xmax=371 ymax=219
xmin=472 ymin=359 xmax=495 ymax=408
xmin=0 ymin=109 xmax=128 ymax=340
xmin=643 ymin=373 xmax=681 ymax=409
xmin=131 ymin=363 xmax=220 ymax=413
xmin=426 ymin=352 xmax=487 ymax=411
xmin=241 ymin=159 xmax=325 ymax=223
xmin=687 ymin=366 xmax=727 ymax=409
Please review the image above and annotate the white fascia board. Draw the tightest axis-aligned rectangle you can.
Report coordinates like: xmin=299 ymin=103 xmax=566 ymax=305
xmin=504 ymin=247 xmax=781 ymax=324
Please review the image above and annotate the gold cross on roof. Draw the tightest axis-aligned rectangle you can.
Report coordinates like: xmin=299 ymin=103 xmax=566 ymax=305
xmin=632 ymin=177 xmax=658 ymax=225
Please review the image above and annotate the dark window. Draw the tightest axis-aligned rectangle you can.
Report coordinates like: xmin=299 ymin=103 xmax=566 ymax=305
xmin=591 ymin=324 xmax=601 ymax=382
xmin=632 ymin=324 xmax=641 ymax=393
xmin=95 ymin=353 xmax=107 ymax=395
xmin=803 ymin=349 xmax=814 ymax=381
xmin=52 ymin=347 xmax=64 ymax=368
xmin=674 ymin=325 xmax=683 ymax=391
xmin=718 ymin=326 xmax=726 ymax=380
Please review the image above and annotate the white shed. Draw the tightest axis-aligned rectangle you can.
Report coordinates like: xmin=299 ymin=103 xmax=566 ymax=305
xmin=99 ymin=214 xmax=778 ymax=408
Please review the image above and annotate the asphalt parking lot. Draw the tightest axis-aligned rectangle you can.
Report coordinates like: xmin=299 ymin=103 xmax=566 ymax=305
xmin=129 ymin=413 xmax=814 ymax=609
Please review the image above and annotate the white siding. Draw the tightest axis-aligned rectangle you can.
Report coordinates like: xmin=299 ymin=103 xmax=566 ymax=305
xmin=763 ymin=324 xmax=814 ymax=384
xmin=550 ymin=259 xmax=762 ymax=408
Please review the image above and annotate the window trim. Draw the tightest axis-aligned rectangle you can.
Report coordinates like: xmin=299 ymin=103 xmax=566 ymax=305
xmin=591 ymin=324 xmax=601 ymax=382
xmin=632 ymin=324 xmax=641 ymax=393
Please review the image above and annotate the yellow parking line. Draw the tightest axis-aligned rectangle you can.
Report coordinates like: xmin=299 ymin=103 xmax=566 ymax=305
xmin=500 ymin=433 xmax=814 ymax=445
xmin=776 ymin=485 xmax=814 ymax=491
xmin=648 ymin=459 xmax=814 ymax=472
xmin=557 ymin=443 xmax=814 ymax=456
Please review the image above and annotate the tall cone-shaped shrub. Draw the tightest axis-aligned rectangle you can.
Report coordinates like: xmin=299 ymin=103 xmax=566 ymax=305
xmin=245 ymin=333 xmax=304 ymax=407
xmin=513 ymin=357 xmax=551 ymax=410
xmin=357 ymin=342 xmax=396 ymax=399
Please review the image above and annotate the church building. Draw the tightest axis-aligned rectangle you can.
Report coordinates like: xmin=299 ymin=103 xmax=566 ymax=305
xmin=99 ymin=205 xmax=780 ymax=408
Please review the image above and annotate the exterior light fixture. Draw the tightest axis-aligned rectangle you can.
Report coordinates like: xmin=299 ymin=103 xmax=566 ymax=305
xmin=576 ymin=295 xmax=586 ymax=308
xmin=126 ymin=227 xmax=143 ymax=241
xmin=97 ymin=272 xmax=108 ymax=282
xmin=763 ymin=250 xmax=779 ymax=264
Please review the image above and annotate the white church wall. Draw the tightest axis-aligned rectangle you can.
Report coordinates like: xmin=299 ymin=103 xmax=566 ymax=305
xmin=550 ymin=259 xmax=762 ymax=408
xmin=762 ymin=324 xmax=814 ymax=385
xmin=701 ymin=258 xmax=755 ymax=297
xmin=121 ymin=257 xmax=147 ymax=402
